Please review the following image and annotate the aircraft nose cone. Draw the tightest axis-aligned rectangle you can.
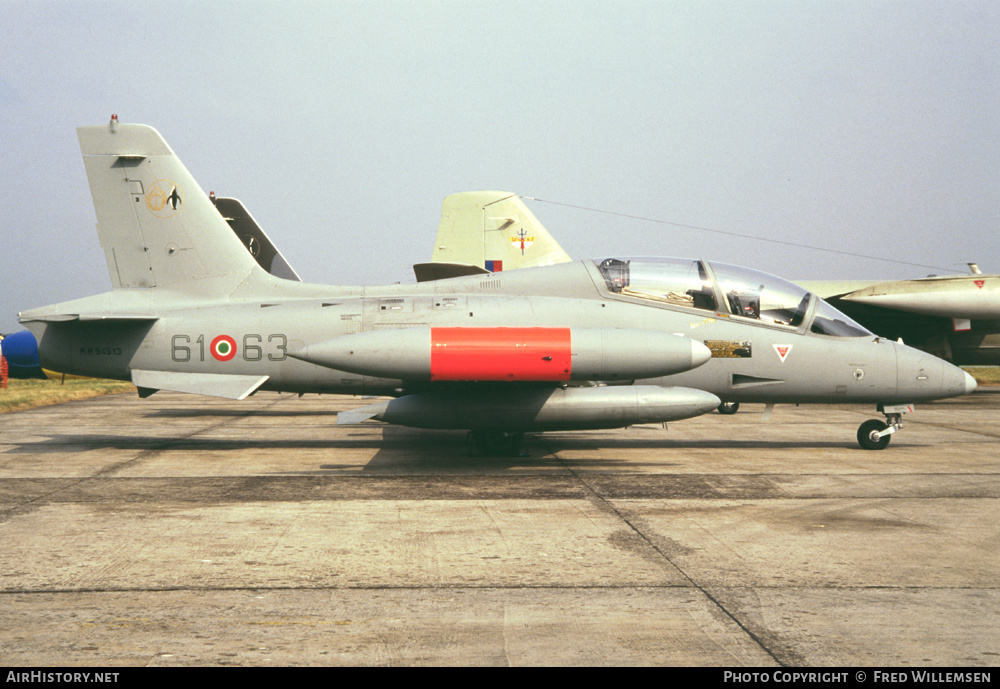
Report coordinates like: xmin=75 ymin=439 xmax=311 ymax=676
xmin=964 ymin=371 xmax=978 ymax=395
xmin=894 ymin=344 xmax=975 ymax=401
xmin=934 ymin=361 xmax=977 ymax=399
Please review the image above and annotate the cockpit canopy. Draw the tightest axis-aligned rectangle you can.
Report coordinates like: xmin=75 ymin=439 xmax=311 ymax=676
xmin=595 ymin=257 xmax=872 ymax=337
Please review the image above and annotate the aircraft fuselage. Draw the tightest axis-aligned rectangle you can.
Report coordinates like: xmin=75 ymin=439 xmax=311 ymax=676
xmin=23 ymin=261 xmax=971 ymax=407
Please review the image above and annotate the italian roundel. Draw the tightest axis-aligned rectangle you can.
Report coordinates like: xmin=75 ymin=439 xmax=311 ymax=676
xmin=210 ymin=335 xmax=238 ymax=361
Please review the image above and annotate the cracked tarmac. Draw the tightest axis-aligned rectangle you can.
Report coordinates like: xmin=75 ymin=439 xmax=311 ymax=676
xmin=1 ymin=390 xmax=998 ymax=666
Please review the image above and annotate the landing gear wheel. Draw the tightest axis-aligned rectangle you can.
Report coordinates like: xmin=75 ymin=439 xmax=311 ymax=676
xmin=857 ymin=419 xmax=891 ymax=450
xmin=717 ymin=402 xmax=740 ymax=415
xmin=471 ymin=430 xmax=524 ymax=457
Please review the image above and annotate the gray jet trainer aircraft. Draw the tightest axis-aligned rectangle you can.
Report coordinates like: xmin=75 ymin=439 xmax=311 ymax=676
xmin=8 ymin=117 xmax=976 ymax=453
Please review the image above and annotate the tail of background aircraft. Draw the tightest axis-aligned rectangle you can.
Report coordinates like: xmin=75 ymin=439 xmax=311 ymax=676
xmin=211 ymin=194 xmax=302 ymax=281
xmin=413 ymin=191 xmax=572 ymax=282
xmin=78 ymin=115 xmax=264 ymax=295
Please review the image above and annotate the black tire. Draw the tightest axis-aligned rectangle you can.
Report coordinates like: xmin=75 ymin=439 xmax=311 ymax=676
xmin=857 ymin=419 xmax=891 ymax=450
xmin=717 ymin=402 xmax=740 ymax=415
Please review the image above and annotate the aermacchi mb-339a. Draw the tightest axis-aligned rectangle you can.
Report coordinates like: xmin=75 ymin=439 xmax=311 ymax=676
xmin=5 ymin=117 xmax=976 ymax=453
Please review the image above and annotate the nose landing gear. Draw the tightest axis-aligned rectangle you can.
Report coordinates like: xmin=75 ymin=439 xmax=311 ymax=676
xmin=857 ymin=404 xmax=914 ymax=450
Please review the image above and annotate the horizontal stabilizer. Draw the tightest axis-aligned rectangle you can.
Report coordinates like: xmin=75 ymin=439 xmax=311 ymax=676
xmin=336 ymin=400 xmax=390 ymax=425
xmin=413 ymin=262 xmax=490 ymax=282
xmin=19 ymin=313 xmax=160 ymax=324
xmin=131 ymin=370 xmax=268 ymax=400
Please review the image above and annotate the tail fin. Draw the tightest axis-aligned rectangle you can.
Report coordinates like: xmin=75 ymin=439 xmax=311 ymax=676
xmin=77 ymin=116 xmax=262 ymax=294
xmin=211 ymin=195 xmax=302 ymax=281
xmin=415 ymin=192 xmax=571 ymax=281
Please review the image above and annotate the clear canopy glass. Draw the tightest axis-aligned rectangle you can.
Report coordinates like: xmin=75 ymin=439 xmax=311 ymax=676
xmin=594 ymin=257 xmax=872 ymax=337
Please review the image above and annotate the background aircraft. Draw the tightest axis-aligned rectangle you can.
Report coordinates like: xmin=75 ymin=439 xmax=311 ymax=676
xmin=423 ymin=192 xmax=999 ymax=367
xmin=412 ymin=192 xmax=571 ymax=282
xmin=209 ymin=193 xmax=301 ymax=282
xmin=801 ymin=270 xmax=999 ymax=366
xmin=10 ymin=119 xmax=975 ymax=454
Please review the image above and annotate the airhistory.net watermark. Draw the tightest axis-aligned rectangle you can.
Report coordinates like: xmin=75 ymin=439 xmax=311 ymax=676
xmin=6 ymin=673 xmax=119 ymax=684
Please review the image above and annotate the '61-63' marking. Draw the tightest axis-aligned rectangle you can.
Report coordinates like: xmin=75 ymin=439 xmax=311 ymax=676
xmin=171 ymin=334 xmax=287 ymax=362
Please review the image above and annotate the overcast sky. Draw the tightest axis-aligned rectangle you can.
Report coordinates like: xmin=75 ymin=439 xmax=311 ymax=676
xmin=2 ymin=0 xmax=997 ymax=333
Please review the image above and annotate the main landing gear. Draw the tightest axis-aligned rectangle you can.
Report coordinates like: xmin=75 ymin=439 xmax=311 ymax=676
xmin=469 ymin=430 xmax=526 ymax=457
xmin=857 ymin=404 xmax=913 ymax=450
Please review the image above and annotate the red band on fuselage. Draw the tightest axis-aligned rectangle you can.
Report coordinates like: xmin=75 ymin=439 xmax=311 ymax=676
xmin=430 ymin=327 xmax=572 ymax=381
